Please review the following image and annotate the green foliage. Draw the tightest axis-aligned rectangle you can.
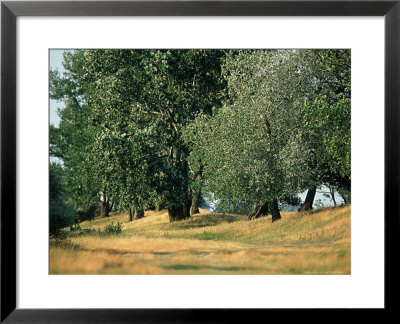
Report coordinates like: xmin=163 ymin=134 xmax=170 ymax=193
xmin=314 ymin=199 xmax=325 ymax=209
xmin=281 ymin=195 xmax=302 ymax=206
xmin=50 ymin=52 xmax=104 ymax=216
xmin=185 ymin=50 xmax=313 ymax=207
xmin=104 ymin=222 xmax=123 ymax=235
xmin=50 ymin=49 xmax=350 ymax=220
xmin=70 ymin=223 xmax=81 ymax=232
xmin=337 ymin=187 xmax=351 ymax=205
xmin=214 ymin=197 xmax=252 ymax=215
xmin=185 ymin=49 xmax=351 ymax=211
xmin=50 ymin=50 xmax=226 ymax=214
xmin=304 ymin=94 xmax=351 ymax=182
xmin=50 ymin=162 xmax=75 ymax=235
xmin=75 ymin=204 xmax=98 ymax=222
xmin=196 ymin=194 xmax=209 ymax=210
xmin=300 ymin=49 xmax=351 ymax=191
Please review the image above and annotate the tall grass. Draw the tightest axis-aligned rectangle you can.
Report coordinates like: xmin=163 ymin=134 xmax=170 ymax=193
xmin=50 ymin=206 xmax=351 ymax=274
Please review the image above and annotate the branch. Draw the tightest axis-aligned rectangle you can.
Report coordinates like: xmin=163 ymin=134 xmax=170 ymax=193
xmin=122 ymin=132 xmax=134 ymax=138
xmin=188 ymin=162 xmax=194 ymax=173
xmin=122 ymin=119 xmax=145 ymax=137
xmin=187 ymin=140 xmax=203 ymax=148
xmin=192 ymin=170 xmax=202 ymax=181
xmin=138 ymin=106 xmax=163 ymax=116
xmin=275 ymin=123 xmax=302 ymax=141
xmin=259 ymin=113 xmax=272 ymax=137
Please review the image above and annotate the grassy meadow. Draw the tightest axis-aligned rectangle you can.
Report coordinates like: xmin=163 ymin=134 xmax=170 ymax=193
xmin=50 ymin=206 xmax=351 ymax=275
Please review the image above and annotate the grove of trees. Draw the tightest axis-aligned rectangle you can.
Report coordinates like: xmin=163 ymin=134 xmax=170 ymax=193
xmin=50 ymin=49 xmax=350 ymax=230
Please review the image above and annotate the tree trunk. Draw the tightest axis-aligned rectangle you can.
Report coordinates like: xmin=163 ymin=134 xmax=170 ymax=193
xmin=329 ymin=186 xmax=337 ymax=207
xmin=339 ymin=190 xmax=348 ymax=204
xmin=168 ymin=198 xmax=191 ymax=222
xmin=168 ymin=206 xmax=186 ymax=222
xmin=134 ymin=207 xmax=144 ymax=220
xmin=271 ymin=199 xmax=281 ymax=222
xmin=128 ymin=205 xmax=135 ymax=222
xmin=105 ymin=201 xmax=113 ymax=216
xmin=190 ymin=162 xmax=203 ymax=215
xmin=128 ymin=205 xmax=144 ymax=221
xmin=337 ymin=186 xmax=351 ymax=204
xmin=298 ymin=187 xmax=317 ymax=211
xmin=166 ymin=147 xmax=191 ymax=222
xmin=100 ymin=200 xmax=109 ymax=218
xmin=155 ymin=204 xmax=163 ymax=212
xmin=190 ymin=192 xmax=200 ymax=215
xmin=248 ymin=201 xmax=269 ymax=220
xmin=184 ymin=196 xmax=191 ymax=218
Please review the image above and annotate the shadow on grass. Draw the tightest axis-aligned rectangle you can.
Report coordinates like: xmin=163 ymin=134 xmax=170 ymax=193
xmin=50 ymin=239 xmax=82 ymax=250
xmin=193 ymin=231 xmax=231 ymax=241
xmin=168 ymin=213 xmax=245 ymax=230
xmin=302 ymin=205 xmax=348 ymax=216
xmin=163 ymin=264 xmax=257 ymax=272
xmin=153 ymin=251 xmax=176 ymax=256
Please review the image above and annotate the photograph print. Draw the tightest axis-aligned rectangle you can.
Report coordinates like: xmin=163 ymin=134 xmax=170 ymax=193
xmin=49 ymin=49 xmax=351 ymax=275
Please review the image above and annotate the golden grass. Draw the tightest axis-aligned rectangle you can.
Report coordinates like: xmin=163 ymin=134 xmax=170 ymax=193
xmin=50 ymin=206 xmax=351 ymax=275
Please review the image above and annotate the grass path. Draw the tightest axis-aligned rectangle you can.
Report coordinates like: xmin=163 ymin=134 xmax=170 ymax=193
xmin=50 ymin=206 xmax=351 ymax=274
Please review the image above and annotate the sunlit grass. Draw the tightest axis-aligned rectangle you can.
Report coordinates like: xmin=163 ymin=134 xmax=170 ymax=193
xmin=50 ymin=206 xmax=351 ymax=274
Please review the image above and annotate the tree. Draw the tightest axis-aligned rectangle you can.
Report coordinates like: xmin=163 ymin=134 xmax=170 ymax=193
xmin=299 ymin=49 xmax=351 ymax=210
xmin=51 ymin=50 xmax=226 ymax=222
xmin=185 ymin=50 xmax=314 ymax=222
xmin=189 ymin=160 xmax=203 ymax=215
xmin=49 ymin=162 xmax=75 ymax=235
xmin=50 ymin=51 xmax=108 ymax=220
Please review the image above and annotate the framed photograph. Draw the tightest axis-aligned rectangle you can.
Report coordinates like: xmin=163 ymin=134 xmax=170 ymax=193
xmin=1 ymin=0 xmax=399 ymax=322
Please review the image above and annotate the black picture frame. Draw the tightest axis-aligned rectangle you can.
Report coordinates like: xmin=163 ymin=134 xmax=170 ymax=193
xmin=1 ymin=0 xmax=399 ymax=322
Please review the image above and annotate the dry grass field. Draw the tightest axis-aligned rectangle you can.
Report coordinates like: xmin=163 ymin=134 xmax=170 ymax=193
xmin=50 ymin=206 xmax=351 ymax=275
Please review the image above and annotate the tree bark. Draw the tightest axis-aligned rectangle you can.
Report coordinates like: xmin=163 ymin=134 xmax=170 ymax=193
xmin=298 ymin=187 xmax=317 ymax=211
xmin=134 ymin=207 xmax=144 ymax=220
xmin=190 ymin=192 xmax=200 ymax=215
xmin=271 ymin=199 xmax=281 ymax=222
xmin=155 ymin=204 xmax=163 ymax=212
xmin=184 ymin=195 xmax=191 ymax=218
xmin=128 ymin=208 xmax=133 ymax=222
xmin=166 ymin=146 xmax=191 ymax=222
xmin=168 ymin=206 xmax=188 ymax=222
xmin=168 ymin=196 xmax=191 ymax=222
xmin=190 ymin=162 xmax=203 ymax=215
xmin=329 ymin=186 xmax=337 ymax=207
xmin=100 ymin=200 xmax=109 ymax=218
xmin=248 ymin=201 xmax=269 ymax=220
xmin=106 ymin=201 xmax=113 ymax=215
xmin=128 ymin=205 xmax=144 ymax=221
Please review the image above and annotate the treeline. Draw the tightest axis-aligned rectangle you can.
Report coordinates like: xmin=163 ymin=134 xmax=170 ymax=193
xmin=49 ymin=49 xmax=350 ymax=233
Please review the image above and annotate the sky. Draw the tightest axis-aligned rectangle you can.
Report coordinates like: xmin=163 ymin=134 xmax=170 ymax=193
xmin=49 ymin=49 xmax=344 ymax=208
xmin=50 ymin=50 xmax=66 ymax=127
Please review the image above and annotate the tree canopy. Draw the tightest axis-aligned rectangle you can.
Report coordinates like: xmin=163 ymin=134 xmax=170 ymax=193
xmin=50 ymin=49 xmax=351 ymax=223
xmin=50 ymin=49 xmax=227 ymax=221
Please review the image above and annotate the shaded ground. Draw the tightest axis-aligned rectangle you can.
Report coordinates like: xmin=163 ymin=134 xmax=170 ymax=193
xmin=50 ymin=206 xmax=351 ymax=274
